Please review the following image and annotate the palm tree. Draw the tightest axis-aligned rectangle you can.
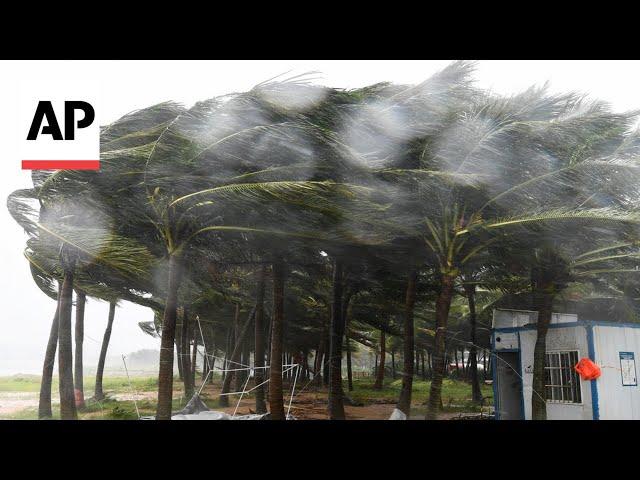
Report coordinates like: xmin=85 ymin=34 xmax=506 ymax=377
xmin=219 ymin=303 xmax=255 ymax=406
xmin=462 ymin=279 xmax=486 ymax=404
xmin=373 ymin=328 xmax=386 ymax=390
xmin=8 ymin=178 xmax=159 ymax=418
xmin=10 ymin=62 xmax=640 ymax=423
xmin=269 ymin=259 xmax=286 ymax=419
xmin=523 ymin=239 xmax=640 ymax=419
xmin=253 ymin=265 xmax=268 ymax=414
xmin=74 ymin=289 xmax=86 ymax=409
xmin=337 ymin=62 xmax=640 ymax=419
xmin=139 ymin=84 xmax=390 ymax=418
xmin=396 ymin=269 xmax=418 ymax=415
xmin=327 ymin=258 xmax=346 ymax=418
xmin=39 ymin=290 xmax=60 ymax=419
xmin=94 ymin=301 xmax=116 ymax=401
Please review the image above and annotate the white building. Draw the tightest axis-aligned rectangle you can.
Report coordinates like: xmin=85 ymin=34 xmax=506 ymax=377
xmin=491 ymin=308 xmax=640 ymax=420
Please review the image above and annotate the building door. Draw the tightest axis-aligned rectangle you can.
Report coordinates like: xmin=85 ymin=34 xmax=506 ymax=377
xmin=496 ymin=352 xmax=523 ymax=420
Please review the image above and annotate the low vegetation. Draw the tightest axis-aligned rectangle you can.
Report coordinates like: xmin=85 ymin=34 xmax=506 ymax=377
xmin=0 ymin=374 xmax=489 ymax=420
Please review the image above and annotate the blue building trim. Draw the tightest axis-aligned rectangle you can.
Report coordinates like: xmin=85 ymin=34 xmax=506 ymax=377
xmin=493 ymin=321 xmax=582 ymax=334
xmin=586 ymin=324 xmax=600 ymax=421
xmin=490 ymin=331 xmax=525 ymax=420
xmin=491 ymin=317 xmax=633 ymax=421
xmin=493 ymin=319 xmax=640 ymax=335
xmin=583 ymin=320 xmax=640 ymax=330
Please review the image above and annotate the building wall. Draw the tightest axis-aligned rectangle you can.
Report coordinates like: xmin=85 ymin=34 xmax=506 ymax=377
xmin=592 ymin=325 xmax=640 ymax=420
xmin=517 ymin=325 xmax=593 ymax=420
xmin=493 ymin=309 xmax=578 ymax=329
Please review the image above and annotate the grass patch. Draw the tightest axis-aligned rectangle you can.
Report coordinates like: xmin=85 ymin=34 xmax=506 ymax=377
xmin=0 ymin=375 xmax=158 ymax=394
xmin=0 ymin=374 xmax=43 ymax=392
xmin=2 ymin=374 xmax=493 ymax=419
xmin=98 ymin=376 xmax=158 ymax=393
xmin=349 ymin=377 xmax=493 ymax=412
xmin=4 ymin=399 xmax=160 ymax=420
xmin=1 ymin=375 xmax=167 ymax=420
xmin=3 ymin=390 xmax=187 ymax=420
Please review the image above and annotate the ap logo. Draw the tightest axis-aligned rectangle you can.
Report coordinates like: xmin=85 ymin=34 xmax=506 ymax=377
xmin=20 ymin=78 xmax=100 ymax=170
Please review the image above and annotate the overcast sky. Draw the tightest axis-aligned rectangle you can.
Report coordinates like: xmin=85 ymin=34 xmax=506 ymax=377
xmin=1 ymin=60 xmax=639 ymax=375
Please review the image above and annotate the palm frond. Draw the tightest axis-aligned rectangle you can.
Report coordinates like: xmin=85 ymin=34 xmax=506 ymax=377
xmin=460 ymin=208 xmax=640 ymax=235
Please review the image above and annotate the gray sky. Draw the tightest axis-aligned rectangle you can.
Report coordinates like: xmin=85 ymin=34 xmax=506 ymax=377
xmin=1 ymin=60 xmax=639 ymax=375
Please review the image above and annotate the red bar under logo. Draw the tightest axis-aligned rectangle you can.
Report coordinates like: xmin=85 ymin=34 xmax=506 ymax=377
xmin=22 ymin=160 xmax=101 ymax=170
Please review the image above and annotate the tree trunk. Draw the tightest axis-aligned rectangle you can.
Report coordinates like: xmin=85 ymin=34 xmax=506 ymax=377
xmin=313 ymin=319 xmax=327 ymax=385
xmin=464 ymin=284 xmax=483 ymax=404
xmin=266 ymin=313 xmax=273 ymax=366
xmin=220 ymin=305 xmax=256 ymax=406
xmin=222 ymin=327 xmax=231 ymax=383
xmin=181 ymin=308 xmax=194 ymax=400
xmin=426 ymin=273 xmax=455 ymax=420
xmin=463 ymin=349 xmax=468 ymax=375
xmin=327 ymin=258 xmax=345 ymax=419
xmin=346 ymin=338 xmax=353 ymax=392
xmin=391 ymin=349 xmax=396 ymax=380
xmin=230 ymin=303 xmax=240 ymax=392
xmin=191 ymin=323 xmax=198 ymax=389
xmin=374 ymin=353 xmax=378 ymax=377
xmin=532 ymin=287 xmax=554 ymax=420
xmin=254 ymin=265 xmax=267 ymax=414
xmin=304 ymin=349 xmax=311 ymax=380
xmin=94 ymin=301 xmax=116 ymax=401
xmin=323 ymin=338 xmax=330 ymax=387
xmin=39 ymin=299 xmax=60 ymax=419
xmin=397 ymin=269 xmax=417 ymax=416
xmin=175 ymin=337 xmax=184 ymax=381
xmin=236 ymin=340 xmax=248 ymax=391
xmin=454 ymin=349 xmax=459 ymax=375
xmin=313 ymin=349 xmax=320 ymax=382
xmin=202 ymin=348 xmax=209 ymax=381
xmin=269 ymin=260 xmax=286 ymax=420
xmin=73 ymin=290 xmax=86 ymax=409
xmin=58 ymin=257 xmax=77 ymax=420
xmin=342 ymin=292 xmax=353 ymax=392
xmin=156 ymin=254 xmax=182 ymax=420
xmin=460 ymin=349 xmax=465 ymax=375
xmin=238 ymin=335 xmax=250 ymax=388
xmin=373 ymin=330 xmax=386 ymax=390
xmin=483 ymin=352 xmax=487 ymax=381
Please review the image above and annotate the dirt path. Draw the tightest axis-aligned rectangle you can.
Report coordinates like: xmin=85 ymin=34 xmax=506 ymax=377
xmin=110 ymin=391 xmax=156 ymax=402
xmin=197 ymin=385 xmax=398 ymax=420
xmin=1 ymin=382 xmax=475 ymax=420
xmin=0 ymin=392 xmax=43 ymax=417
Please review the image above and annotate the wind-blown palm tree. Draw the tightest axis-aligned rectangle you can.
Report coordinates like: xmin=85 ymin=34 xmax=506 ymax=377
xmin=338 ymin=62 xmax=640 ymax=419
xmin=9 ymin=62 xmax=640 ymax=423
xmin=74 ymin=289 xmax=86 ymax=409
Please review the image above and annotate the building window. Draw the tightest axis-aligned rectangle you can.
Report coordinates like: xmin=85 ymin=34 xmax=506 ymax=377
xmin=545 ymin=351 xmax=582 ymax=404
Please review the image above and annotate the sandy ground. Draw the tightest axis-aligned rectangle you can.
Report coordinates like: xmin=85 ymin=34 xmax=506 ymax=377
xmin=194 ymin=383 xmax=474 ymax=420
xmin=0 ymin=392 xmax=43 ymax=417
xmin=202 ymin=391 xmax=398 ymax=420
xmin=110 ymin=391 xmax=156 ymax=402
xmin=193 ymin=392 xmax=471 ymax=420
xmin=1 ymin=382 xmax=485 ymax=420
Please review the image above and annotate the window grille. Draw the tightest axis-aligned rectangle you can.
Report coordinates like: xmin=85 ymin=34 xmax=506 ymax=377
xmin=545 ymin=351 xmax=582 ymax=403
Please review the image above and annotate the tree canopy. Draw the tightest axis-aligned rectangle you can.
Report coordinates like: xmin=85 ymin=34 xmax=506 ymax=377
xmin=9 ymin=61 xmax=640 ymax=420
